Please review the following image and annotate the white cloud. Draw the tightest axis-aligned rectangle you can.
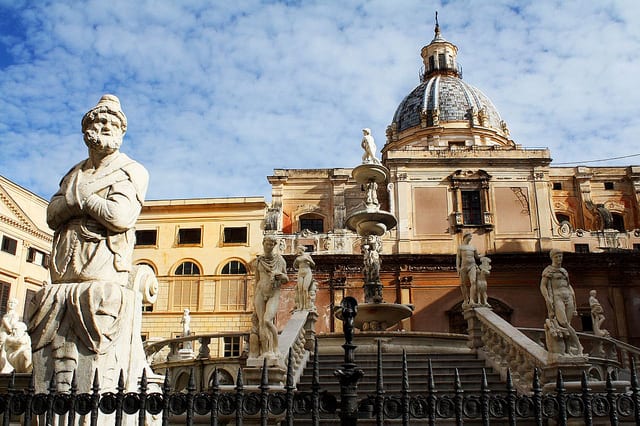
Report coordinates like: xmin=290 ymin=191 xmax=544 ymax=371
xmin=0 ymin=0 xmax=639 ymax=201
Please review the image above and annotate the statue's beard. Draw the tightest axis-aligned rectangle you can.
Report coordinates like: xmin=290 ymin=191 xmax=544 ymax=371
xmin=84 ymin=131 xmax=122 ymax=153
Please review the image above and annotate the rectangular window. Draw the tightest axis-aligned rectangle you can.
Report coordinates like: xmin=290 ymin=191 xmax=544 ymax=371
xmin=142 ymin=303 xmax=154 ymax=312
xmin=172 ymin=278 xmax=199 ymax=311
xmin=135 ymin=229 xmax=158 ymax=246
xmin=0 ymin=282 xmax=10 ymax=317
xmin=461 ymin=191 xmax=482 ymax=225
xmin=299 ymin=218 xmax=324 ymax=233
xmin=27 ymin=247 xmax=49 ymax=268
xmin=438 ymin=53 xmax=446 ymax=69
xmin=574 ymin=244 xmax=590 ymax=253
xmin=223 ymin=227 xmax=248 ymax=244
xmin=1 ymin=236 xmax=17 ymax=255
xmin=552 ymin=182 xmax=562 ymax=190
xmin=604 ymin=182 xmax=614 ymax=190
xmin=217 ymin=278 xmax=247 ymax=311
xmin=224 ymin=336 xmax=241 ymax=357
xmin=178 ymin=228 xmax=202 ymax=245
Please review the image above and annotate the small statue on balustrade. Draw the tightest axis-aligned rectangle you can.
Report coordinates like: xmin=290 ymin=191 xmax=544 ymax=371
xmin=180 ymin=308 xmax=192 ymax=351
xmin=470 ymin=256 xmax=491 ymax=307
xmin=457 ymin=232 xmax=480 ymax=308
xmin=589 ymin=290 xmax=610 ymax=337
xmin=540 ymin=250 xmax=584 ymax=356
xmin=293 ymin=246 xmax=316 ymax=311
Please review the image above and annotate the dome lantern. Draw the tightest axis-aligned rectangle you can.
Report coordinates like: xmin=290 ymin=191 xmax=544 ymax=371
xmin=420 ymin=13 xmax=461 ymax=81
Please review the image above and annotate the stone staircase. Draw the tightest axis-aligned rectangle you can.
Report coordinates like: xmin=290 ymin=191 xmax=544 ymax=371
xmin=289 ymin=333 xmax=510 ymax=424
xmin=296 ymin=351 xmax=506 ymax=395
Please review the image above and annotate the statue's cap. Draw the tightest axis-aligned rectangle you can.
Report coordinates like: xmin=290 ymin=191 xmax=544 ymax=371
xmin=82 ymin=94 xmax=128 ymax=133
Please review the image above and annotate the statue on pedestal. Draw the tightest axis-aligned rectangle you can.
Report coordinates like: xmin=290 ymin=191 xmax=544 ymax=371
xmin=251 ymin=235 xmax=289 ymax=360
xmin=457 ymin=233 xmax=480 ymax=308
xmin=471 ymin=256 xmax=491 ymax=307
xmin=540 ymin=250 xmax=583 ymax=356
xmin=27 ymin=95 xmax=157 ymax=400
xmin=589 ymin=290 xmax=610 ymax=337
xmin=361 ymin=128 xmax=381 ymax=165
xmin=293 ymin=246 xmax=316 ymax=311
xmin=180 ymin=308 xmax=193 ymax=352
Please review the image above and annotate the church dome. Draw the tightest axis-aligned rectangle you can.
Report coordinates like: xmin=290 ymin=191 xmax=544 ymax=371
xmin=385 ymin=20 xmax=512 ymax=147
xmin=392 ymin=75 xmax=505 ymax=134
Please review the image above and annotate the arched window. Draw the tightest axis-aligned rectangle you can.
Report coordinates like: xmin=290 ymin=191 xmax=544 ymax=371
xmin=221 ymin=260 xmax=247 ymax=275
xmin=175 ymin=261 xmax=200 ymax=275
xmin=172 ymin=261 xmax=201 ymax=311
xmin=218 ymin=260 xmax=248 ymax=311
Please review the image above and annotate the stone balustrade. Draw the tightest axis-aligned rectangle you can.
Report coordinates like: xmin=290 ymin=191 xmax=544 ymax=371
xmin=519 ymin=327 xmax=640 ymax=381
xmin=465 ymin=307 xmax=547 ymax=392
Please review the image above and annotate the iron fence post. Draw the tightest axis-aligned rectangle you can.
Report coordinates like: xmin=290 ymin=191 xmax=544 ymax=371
xmin=334 ymin=296 xmax=363 ymax=426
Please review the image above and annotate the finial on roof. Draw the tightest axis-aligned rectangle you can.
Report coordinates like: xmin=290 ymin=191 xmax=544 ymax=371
xmin=435 ymin=11 xmax=440 ymax=36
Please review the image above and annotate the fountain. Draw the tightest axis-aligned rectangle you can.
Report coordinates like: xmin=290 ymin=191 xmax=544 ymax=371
xmin=337 ymin=129 xmax=413 ymax=331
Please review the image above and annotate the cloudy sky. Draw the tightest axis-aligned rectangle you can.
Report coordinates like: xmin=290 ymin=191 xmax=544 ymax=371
xmin=1 ymin=0 xmax=639 ymax=201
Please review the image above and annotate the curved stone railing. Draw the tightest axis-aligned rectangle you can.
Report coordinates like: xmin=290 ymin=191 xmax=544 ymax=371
xmin=144 ymin=331 xmax=249 ymax=365
xmin=519 ymin=327 xmax=640 ymax=380
xmin=465 ymin=307 xmax=548 ymax=392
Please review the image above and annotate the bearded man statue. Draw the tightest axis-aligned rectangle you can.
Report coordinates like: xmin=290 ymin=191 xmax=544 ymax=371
xmin=28 ymin=95 xmax=157 ymax=402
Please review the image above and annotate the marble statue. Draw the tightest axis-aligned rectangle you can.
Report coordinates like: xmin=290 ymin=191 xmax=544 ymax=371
xmin=251 ymin=235 xmax=289 ymax=359
xmin=471 ymin=256 xmax=491 ymax=307
xmin=4 ymin=322 xmax=32 ymax=373
xmin=361 ymin=128 xmax=381 ymax=165
xmin=362 ymin=235 xmax=381 ymax=284
xmin=181 ymin=308 xmax=191 ymax=337
xmin=27 ymin=95 xmax=157 ymax=399
xmin=0 ymin=298 xmax=19 ymax=346
xmin=181 ymin=308 xmax=192 ymax=351
xmin=457 ymin=232 xmax=480 ymax=308
xmin=364 ymin=181 xmax=379 ymax=207
xmin=293 ymin=246 xmax=316 ymax=311
xmin=589 ymin=290 xmax=610 ymax=337
xmin=540 ymin=250 xmax=583 ymax=356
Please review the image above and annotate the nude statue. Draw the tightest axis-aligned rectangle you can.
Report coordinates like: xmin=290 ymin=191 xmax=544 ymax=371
xmin=472 ymin=256 xmax=491 ymax=306
xmin=181 ymin=308 xmax=192 ymax=351
xmin=540 ymin=250 xmax=583 ymax=355
xmin=4 ymin=322 xmax=32 ymax=373
xmin=28 ymin=95 xmax=155 ymax=397
xmin=0 ymin=298 xmax=19 ymax=346
xmin=361 ymin=128 xmax=381 ymax=165
xmin=252 ymin=235 xmax=289 ymax=358
xmin=293 ymin=246 xmax=316 ymax=311
xmin=589 ymin=290 xmax=610 ymax=337
xmin=457 ymin=233 xmax=480 ymax=308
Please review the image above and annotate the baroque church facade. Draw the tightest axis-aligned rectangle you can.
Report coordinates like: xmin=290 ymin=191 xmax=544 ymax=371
xmin=263 ymin=25 xmax=640 ymax=344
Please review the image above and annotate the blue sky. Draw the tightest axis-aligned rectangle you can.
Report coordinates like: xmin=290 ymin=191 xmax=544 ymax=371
xmin=1 ymin=0 xmax=639 ymax=201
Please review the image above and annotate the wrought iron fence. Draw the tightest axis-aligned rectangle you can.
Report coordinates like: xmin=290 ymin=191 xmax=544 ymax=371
xmin=2 ymin=299 xmax=640 ymax=425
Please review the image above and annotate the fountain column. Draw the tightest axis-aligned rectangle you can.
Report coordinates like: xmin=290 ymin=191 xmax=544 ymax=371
xmin=340 ymin=129 xmax=413 ymax=331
